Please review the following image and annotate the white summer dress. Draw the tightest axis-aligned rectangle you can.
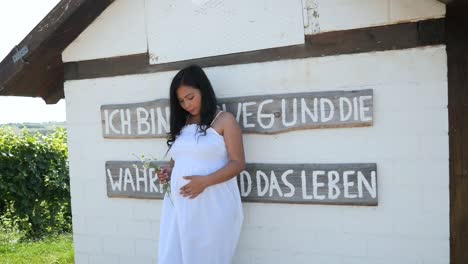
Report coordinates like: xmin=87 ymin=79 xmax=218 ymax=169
xmin=158 ymin=111 xmax=244 ymax=264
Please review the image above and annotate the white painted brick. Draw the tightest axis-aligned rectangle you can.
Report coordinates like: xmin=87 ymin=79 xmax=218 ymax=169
xmin=88 ymin=254 xmax=120 ymax=264
xmin=383 ymin=184 xmax=424 ymax=212
xmin=374 ymin=109 xmax=448 ymax=137
xmin=422 ymin=256 xmax=450 ymax=264
xmin=245 ymin=203 xmax=342 ymax=229
xmin=392 ymin=212 xmax=448 ymax=238
xmin=249 ymin=249 xmax=305 ymax=264
xmin=366 ymin=235 xmax=448 ymax=259
xmin=82 ymin=217 xmax=119 ymax=236
xmin=210 ymin=47 xmax=447 ymax=97
xmin=237 ymin=225 xmax=316 ymax=252
xmin=117 ymin=220 xmax=154 ymax=239
xmin=314 ymin=232 xmax=367 ymax=257
xmin=149 ymin=220 xmax=161 ymax=237
xmin=87 ymin=205 xmax=134 ymax=224
xmin=134 ymin=239 xmax=158 ymax=257
xmin=119 ymin=255 xmax=156 ymax=264
xmin=423 ymin=186 xmax=449 ymax=215
xmin=73 ymin=234 xmax=103 ymax=254
xmin=102 ymin=236 xmax=135 ymax=256
xmin=420 ymin=135 xmax=449 ymax=160
xmin=375 ymin=81 xmax=448 ymax=111
xmin=72 ymin=215 xmax=87 ymax=234
xmin=132 ymin=201 xmax=163 ymax=221
xmin=390 ymin=160 xmax=448 ymax=187
xmin=74 ymin=252 xmax=90 ymax=264
xmin=65 ymin=46 xmax=449 ymax=263
xmin=339 ymin=208 xmax=395 ymax=235
xmin=295 ymin=253 xmax=352 ymax=264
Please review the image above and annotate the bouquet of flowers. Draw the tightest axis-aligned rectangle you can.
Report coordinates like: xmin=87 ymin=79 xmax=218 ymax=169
xmin=132 ymin=154 xmax=173 ymax=205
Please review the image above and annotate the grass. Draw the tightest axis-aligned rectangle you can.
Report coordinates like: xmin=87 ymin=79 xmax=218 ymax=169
xmin=0 ymin=228 xmax=74 ymax=264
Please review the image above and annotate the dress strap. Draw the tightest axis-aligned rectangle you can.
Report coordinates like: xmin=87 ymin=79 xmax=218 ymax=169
xmin=210 ymin=110 xmax=223 ymax=126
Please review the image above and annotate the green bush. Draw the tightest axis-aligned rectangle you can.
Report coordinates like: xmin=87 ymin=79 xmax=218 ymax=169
xmin=0 ymin=127 xmax=71 ymax=240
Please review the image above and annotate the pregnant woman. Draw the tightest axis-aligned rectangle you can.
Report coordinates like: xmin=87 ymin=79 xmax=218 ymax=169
xmin=157 ymin=64 xmax=245 ymax=264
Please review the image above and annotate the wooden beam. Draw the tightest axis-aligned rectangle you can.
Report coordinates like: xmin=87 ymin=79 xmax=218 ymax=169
xmin=438 ymin=0 xmax=468 ymax=6
xmin=0 ymin=0 xmax=114 ymax=104
xmin=447 ymin=5 xmax=468 ymax=264
xmin=64 ymin=18 xmax=445 ymax=81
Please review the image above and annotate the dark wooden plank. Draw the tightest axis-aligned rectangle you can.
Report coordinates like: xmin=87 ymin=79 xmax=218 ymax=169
xmin=438 ymin=0 xmax=468 ymax=6
xmin=447 ymin=4 xmax=468 ymax=264
xmin=64 ymin=18 xmax=445 ymax=81
xmin=100 ymin=89 xmax=373 ymax=138
xmin=106 ymin=161 xmax=378 ymax=205
xmin=106 ymin=161 xmax=168 ymax=199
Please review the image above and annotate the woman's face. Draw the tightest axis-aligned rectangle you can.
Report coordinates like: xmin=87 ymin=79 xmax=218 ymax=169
xmin=176 ymin=85 xmax=202 ymax=116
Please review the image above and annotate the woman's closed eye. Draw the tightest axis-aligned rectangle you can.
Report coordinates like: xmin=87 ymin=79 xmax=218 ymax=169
xmin=179 ymin=97 xmax=194 ymax=103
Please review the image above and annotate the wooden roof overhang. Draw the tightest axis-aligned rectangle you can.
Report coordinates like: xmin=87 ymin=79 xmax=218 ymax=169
xmin=0 ymin=0 xmax=114 ymax=104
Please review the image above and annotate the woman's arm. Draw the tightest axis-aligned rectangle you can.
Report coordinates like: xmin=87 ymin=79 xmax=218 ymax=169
xmin=204 ymin=112 xmax=246 ymax=187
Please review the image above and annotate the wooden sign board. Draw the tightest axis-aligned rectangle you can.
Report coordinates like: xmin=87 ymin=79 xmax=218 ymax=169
xmin=101 ymin=89 xmax=373 ymax=138
xmin=106 ymin=161 xmax=377 ymax=206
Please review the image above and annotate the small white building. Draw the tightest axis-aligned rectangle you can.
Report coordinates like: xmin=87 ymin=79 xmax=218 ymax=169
xmin=1 ymin=0 xmax=467 ymax=263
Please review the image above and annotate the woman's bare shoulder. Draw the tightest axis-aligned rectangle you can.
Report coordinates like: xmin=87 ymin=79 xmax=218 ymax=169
xmin=217 ymin=111 xmax=241 ymax=134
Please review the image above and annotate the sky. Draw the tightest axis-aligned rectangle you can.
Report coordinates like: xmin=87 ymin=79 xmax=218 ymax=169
xmin=0 ymin=0 xmax=65 ymax=124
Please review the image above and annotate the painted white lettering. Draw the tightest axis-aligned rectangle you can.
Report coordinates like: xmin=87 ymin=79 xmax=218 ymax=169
xmin=301 ymin=170 xmax=313 ymax=199
xmin=124 ymin=168 xmax=136 ymax=192
xmin=269 ymin=171 xmax=283 ymax=197
xmin=327 ymin=171 xmax=340 ymax=200
xmin=301 ymin=98 xmax=318 ymax=123
xmin=149 ymin=168 xmax=158 ymax=192
xmin=120 ymin=109 xmax=132 ymax=135
xmin=281 ymin=98 xmax=298 ymax=127
xmin=281 ymin=169 xmax=295 ymax=198
xmin=240 ymin=171 xmax=252 ymax=197
xmin=313 ymin=170 xmax=326 ymax=200
xmin=109 ymin=109 xmax=121 ymax=134
xmin=257 ymin=99 xmax=275 ymax=129
xmin=339 ymin=97 xmax=352 ymax=121
xmin=242 ymin=102 xmax=256 ymax=128
xmin=150 ymin=108 xmax=156 ymax=134
xmin=157 ymin=107 xmax=170 ymax=134
xmin=359 ymin=96 xmax=372 ymax=122
xmin=135 ymin=167 xmax=148 ymax=192
xmin=343 ymin=170 xmax=357 ymax=198
xmin=256 ymin=170 xmax=269 ymax=196
xmin=353 ymin=97 xmax=359 ymax=121
xmin=136 ymin=107 xmax=150 ymax=135
xmin=320 ymin=98 xmax=334 ymax=122
xmin=357 ymin=171 xmax=377 ymax=198
xmin=107 ymin=168 xmax=122 ymax=191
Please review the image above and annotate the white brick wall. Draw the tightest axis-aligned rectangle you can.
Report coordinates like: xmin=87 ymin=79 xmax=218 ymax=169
xmin=65 ymin=45 xmax=449 ymax=263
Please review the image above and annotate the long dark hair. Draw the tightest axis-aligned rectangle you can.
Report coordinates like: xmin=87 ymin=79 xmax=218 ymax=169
xmin=166 ymin=64 xmax=218 ymax=149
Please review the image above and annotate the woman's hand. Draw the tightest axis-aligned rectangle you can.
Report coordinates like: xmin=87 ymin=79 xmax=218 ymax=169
xmin=157 ymin=166 xmax=172 ymax=184
xmin=180 ymin=176 xmax=209 ymax=199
